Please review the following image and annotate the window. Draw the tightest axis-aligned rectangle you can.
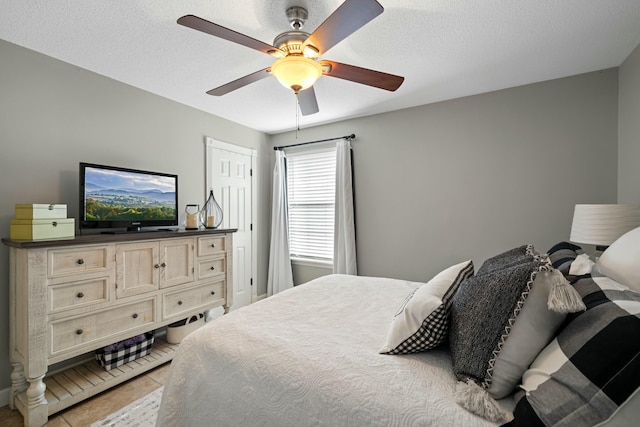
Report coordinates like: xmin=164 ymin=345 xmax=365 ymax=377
xmin=286 ymin=145 xmax=336 ymax=263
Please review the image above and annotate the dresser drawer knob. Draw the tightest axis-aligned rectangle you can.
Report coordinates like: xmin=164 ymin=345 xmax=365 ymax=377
xmin=77 ymin=292 xmax=84 ymax=299
xmin=52 ymin=221 xmax=58 ymax=227
xmin=210 ymin=266 xmax=215 ymax=271
xmin=211 ymin=291 xmax=216 ymax=295
xmin=132 ymin=313 xmax=139 ymax=319
xmin=77 ymin=259 xmax=84 ymax=265
xmin=161 ymin=262 xmax=167 ymax=268
xmin=76 ymin=329 xmax=83 ymax=335
xmin=155 ymin=264 xmax=160 ymax=269
xmin=178 ymin=300 xmax=183 ymax=305
xmin=210 ymin=243 xmax=215 ymax=248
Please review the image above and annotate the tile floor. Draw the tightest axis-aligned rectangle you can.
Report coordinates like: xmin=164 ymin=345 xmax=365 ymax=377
xmin=0 ymin=362 xmax=171 ymax=427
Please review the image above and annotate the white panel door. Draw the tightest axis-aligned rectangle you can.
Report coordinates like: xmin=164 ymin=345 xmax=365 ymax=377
xmin=206 ymin=139 xmax=256 ymax=310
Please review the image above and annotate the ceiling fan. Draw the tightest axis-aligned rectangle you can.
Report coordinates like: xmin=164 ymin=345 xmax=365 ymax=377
xmin=177 ymin=0 xmax=404 ymax=115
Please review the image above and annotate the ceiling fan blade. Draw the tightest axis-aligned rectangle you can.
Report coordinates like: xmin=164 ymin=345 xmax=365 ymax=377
xmin=296 ymin=86 xmax=319 ymax=115
xmin=304 ymin=0 xmax=383 ymax=55
xmin=320 ymin=60 xmax=404 ymax=91
xmin=206 ymin=68 xmax=271 ymax=96
xmin=178 ymin=15 xmax=281 ymax=56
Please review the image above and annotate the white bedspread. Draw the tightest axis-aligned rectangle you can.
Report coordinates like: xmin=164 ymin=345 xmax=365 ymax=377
xmin=157 ymin=274 xmax=511 ymax=426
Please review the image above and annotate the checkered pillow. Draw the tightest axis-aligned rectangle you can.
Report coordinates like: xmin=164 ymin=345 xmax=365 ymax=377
xmin=509 ymin=274 xmax=640 ymax=427
xmin=379 ymin=260 xmax=474 ymax=354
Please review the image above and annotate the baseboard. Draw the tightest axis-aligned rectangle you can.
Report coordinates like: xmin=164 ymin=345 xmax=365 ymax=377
xmin=257 ymin=292 xmax=267 ymax=301
xmin=0 ymin=386 xmax=9 ymax=408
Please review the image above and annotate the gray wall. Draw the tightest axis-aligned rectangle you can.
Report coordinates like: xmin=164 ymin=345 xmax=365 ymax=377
xmin=619 ymin=43 xmax=640 ymax=204
xmin=291 ymin=263 xmax=332 ymax=286
xmin=1 ymin=34 xmax=636 ymax=398
xmin=0 ymin=39 xmax=271 ymax=392
xmin=271 ymin=69 xmax=620 ymax=285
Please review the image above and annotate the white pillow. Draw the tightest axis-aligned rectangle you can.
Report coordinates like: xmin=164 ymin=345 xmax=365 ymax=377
xmin=597 ymin=226 xmax=640 ymax=292
xmin=380 ymin=260 xmax=473 ymax=354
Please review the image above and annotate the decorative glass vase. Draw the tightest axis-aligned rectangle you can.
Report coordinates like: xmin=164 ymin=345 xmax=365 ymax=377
xmin=181 ymin=204 xmax=202 ymax=230
xmin=200 ymin=190 xmax=223 ymax=229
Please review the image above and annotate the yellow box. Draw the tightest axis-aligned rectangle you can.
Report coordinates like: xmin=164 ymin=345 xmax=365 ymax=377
xmin=15 ymin=204 xmax=68 ymax=220
xmin=10 ymin=218 xmax=75 ymax=240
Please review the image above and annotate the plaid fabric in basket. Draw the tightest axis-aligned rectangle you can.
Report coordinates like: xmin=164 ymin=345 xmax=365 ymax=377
xmin=95 ymin=332 xmax=155 ymax=371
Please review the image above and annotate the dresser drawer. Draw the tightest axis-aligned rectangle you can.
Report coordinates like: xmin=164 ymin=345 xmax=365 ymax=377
xmin=197 ymin=235 xmax=226 ymax=257
xmin=49 ymin=298 xmax=155 ymax=355
xmin=196 ymin=257 xmax=225 ymax=280
xmin=163 ymin=280 xmax=225 ymax=320
xmin=48 ymin=276 xmax=111 ymax=313
xmin=48 ymin=245 xmax=113 ymax=278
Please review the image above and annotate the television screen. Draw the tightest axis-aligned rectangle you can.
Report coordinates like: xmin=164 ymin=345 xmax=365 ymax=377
xmin=80 ymin=162 xmax=178 ymax=231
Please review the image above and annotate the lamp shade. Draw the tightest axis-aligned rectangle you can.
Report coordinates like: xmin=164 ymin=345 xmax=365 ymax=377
xmin=271 ymin=56 xmax=322 ymax=93
xmin=570 ymin=204 xmax=640 ymax=246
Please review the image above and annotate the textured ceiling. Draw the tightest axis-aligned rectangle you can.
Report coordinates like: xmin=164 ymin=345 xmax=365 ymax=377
xmin=2 ymin=0 xmax=640 ymax=134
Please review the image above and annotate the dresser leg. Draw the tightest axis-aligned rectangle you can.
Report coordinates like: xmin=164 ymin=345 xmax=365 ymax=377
xmin=24 ymin=374 xmax=48 ymax=427
xmin=9 ymin=362 xmax=27 ymax=410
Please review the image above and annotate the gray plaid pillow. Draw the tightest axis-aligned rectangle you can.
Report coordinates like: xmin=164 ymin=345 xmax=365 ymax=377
xmin=510 ymin=274 xmax=640 ymax=427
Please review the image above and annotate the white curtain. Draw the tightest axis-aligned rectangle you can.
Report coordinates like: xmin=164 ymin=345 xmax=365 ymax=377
xmin=267 ymin=150 xmax=294 ymax=296
xmin=333 ymin=138 xmax=357 ymax=275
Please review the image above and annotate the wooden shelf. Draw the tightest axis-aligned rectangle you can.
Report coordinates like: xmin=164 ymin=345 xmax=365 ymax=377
xmin=15 ymin=338 xmax=179 ymax=416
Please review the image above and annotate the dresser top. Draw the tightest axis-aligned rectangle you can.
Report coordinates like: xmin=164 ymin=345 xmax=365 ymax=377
xmin=2 ymin=228 xmax=237 ymax=249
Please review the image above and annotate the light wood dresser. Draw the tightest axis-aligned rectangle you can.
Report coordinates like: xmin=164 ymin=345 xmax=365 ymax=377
xmin=2 ymin=229 xmax=235 ymax=427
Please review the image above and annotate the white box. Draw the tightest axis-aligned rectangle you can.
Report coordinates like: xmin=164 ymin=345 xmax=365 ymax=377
xmin=10 ymin=218 xmax=75 ymax=240
xmin=15 ymin=204 xmax=68 ymax=220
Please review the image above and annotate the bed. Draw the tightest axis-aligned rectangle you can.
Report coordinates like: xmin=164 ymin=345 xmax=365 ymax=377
xmin=157 ymin=233 xmax=640 ymax=427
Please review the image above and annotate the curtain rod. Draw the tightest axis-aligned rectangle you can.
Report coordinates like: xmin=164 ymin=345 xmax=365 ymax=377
xmin=273 ymin=134 xmax=355 ymax=151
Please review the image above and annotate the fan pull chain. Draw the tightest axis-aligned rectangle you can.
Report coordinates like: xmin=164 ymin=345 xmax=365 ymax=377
xmin=295 ymin=96 xmax=300 ymax=138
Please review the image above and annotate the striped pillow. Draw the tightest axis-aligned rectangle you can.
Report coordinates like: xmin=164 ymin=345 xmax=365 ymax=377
xmin=547 ymin=241 xmax=584 ymax=276
xmin=509 ymin=274 xmax=640 ymax=426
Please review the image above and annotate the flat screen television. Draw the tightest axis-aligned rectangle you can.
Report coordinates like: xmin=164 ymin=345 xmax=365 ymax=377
xmin=79 ymin=162 xmax=178 ymax=232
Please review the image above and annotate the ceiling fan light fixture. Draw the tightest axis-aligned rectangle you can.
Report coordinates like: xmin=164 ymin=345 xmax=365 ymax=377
xmin=303 ymin=44 xmax=320 ymax=58
xmin=271 ymin=56 xmax=322 ymax=93
xmin=268 ymin=49 xmax=286 ymax=58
